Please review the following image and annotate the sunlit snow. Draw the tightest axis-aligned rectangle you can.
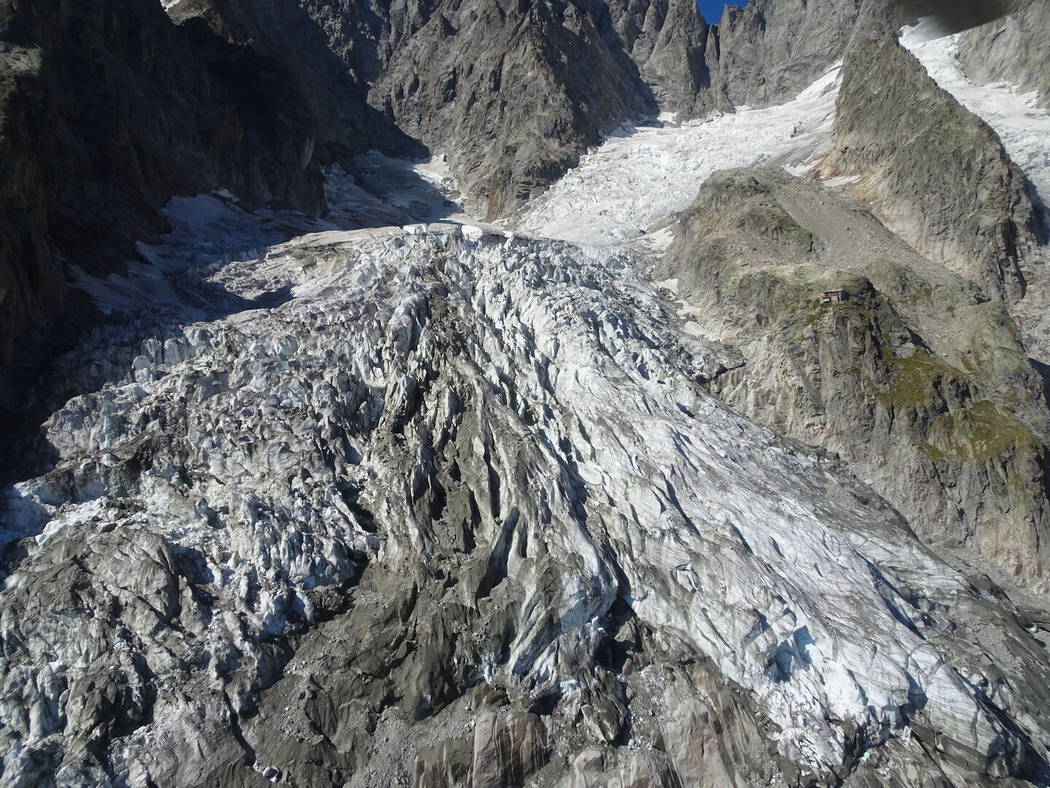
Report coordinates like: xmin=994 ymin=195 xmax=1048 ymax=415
xmin=514 ymin=65 xmax=842 ymax=246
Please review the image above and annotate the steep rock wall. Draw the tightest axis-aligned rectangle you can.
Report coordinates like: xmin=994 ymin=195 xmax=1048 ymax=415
xmin=956 ymin=0 xmax=1050 ymax=109
xmin=706 ymin=0 xmax=863 ymax=110
xmin=820 ymin=30 xmax=1043 ymax=301
xmin=0 ymin=0 xmax=323 ymax=407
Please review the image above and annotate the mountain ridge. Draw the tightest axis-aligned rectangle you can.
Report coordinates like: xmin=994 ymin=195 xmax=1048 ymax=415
xmin=2 ymin=0 xmax=1050 ymax=785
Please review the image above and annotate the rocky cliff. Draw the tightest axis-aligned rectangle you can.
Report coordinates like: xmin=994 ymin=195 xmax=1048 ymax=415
xmin=0 ymin=0 xmax=323 ymax=409
xmin=370 ymin=0 xmax=657 ymax=218
xmin=371 ymin=0 xmax=726 ymax=216
xmin=820 ymin=28 xmax=1044 ymax=301
xmin=164 ymin=0 xmax=422 ymax=161
xmin=956 ymin=0 xmax=1050 ymax=109
xmin=708 ymin=0 xmax=863 ymax=109
xmin=659 ymin=167 xmax=1050 ymax=584
xmin=3 ymin=1 xmax=1050 ymax=786
xmin=168 ymin=0 xmax=720 ymax=218
xmin=607 ymin=0 xmax=724 ymax=115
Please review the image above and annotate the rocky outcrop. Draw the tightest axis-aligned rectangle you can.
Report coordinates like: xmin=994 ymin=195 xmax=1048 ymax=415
xmin=820 ymin=29 xmax=1043 ymax=301
xmin=4 ymin=221 xmax=1050 ymax=785
xmin=686 ymin=0 xmax=1023 ymax=116
xmin=370 ymin=0 xmax=657 ymax=218
xmin=956 ymin=0 xmax=1050 ymax=109
xmin=707 ymin=0 xmax=863 ymax=110
xmin=164 ymin=0 xmax=422 ymax=161
xmin=606 ymin=0 xmax=724 ymax=115
xmin=660 ymin=167 xmax=1050 ymax=584
xmin=0 ymin=0 xmax=323 ymax=408
xmin=0 ymin=43 xmax=63 ymax=405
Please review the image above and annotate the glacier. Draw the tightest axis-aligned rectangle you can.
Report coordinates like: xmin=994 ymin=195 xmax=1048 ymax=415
xmin=2 ymin=24 xmax=1050 ymax=788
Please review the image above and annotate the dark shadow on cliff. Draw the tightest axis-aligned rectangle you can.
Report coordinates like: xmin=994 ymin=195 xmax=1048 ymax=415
xmin=0 ymin=158 xmax=460 ymax=493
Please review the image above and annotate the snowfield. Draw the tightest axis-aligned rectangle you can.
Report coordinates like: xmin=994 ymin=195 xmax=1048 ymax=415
xmin=515 ymin=65 xmax=842 ymax=246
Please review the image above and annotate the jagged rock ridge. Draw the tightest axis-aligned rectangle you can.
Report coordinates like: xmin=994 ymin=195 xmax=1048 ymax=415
xmin=820 ymin=26 xmax=1043 ymax=301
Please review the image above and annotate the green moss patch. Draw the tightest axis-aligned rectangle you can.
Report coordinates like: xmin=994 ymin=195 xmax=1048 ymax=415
xmin=877 ymin=351 xmax=963 ymax=408
xmin=923 ymin=400 xmax=1039 ymax=464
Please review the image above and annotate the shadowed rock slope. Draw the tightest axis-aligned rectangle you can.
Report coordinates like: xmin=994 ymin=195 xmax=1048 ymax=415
xmin=369 ymin=0 xmax=657 ymax=218
xmin=0 ymin=0 xmax=323 ymax=407
xmin=168 ymin=0 xmax=715 ymax=219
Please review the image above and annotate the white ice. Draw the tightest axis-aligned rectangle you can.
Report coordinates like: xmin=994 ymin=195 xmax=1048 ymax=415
xmin=514 ymin=64 xmax=842 ymax=246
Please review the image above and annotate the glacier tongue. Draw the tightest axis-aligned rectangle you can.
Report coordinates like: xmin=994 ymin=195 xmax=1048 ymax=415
xmin=515 ymin=63 xmax=842 ymax=247
xmin=5 ymin=203 xmax=1050 ymax=782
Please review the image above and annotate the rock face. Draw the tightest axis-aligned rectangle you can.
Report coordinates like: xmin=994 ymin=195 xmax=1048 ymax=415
xmin=4 ymin=219 xmax=1050 ymax=785
xmin=956 ymin=0 xmax=1050 ymax=109
xmin=606 ymin=0 xmax=723 ymax=115
xmin=659 ymin=167 xmax=1050 ymax=584
xmin=707 ymin=0 xmax=863 ymax=109
xmin=164 ymin=0 xmax=422 ymax=161
xmin=169 ymin=0 xmax=720 ymax=218
xmin=820 ymin=28 xmax=1044 ymax=301
xmin=691 ymin=0 xmax=1025 ymax=116
xmin=0 ymin=42 xmax=63 ymax=406
xmin=369 ymin=0 xmax=657 ymax=219
xmin=0 ymin=0 xmax=323 ymax=407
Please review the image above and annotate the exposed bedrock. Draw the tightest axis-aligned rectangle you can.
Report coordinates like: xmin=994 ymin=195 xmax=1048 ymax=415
xmin=956 ymin=0 xmax=1050 ymax=109
xmin=164 ymin=0 xmax=422 ymax=161
xmin=606 ymin=0 xmax=724 ymax=116
xmin=370 ymin=0 xmax=658 ymax=219
xmin=0 ymin=0 xmax=323 ymax=408
xmin=168 ymin=0 xmax=713 ymax=220
xmin=820 ymin=28 xmax=1045 ymax=302
xmin=659 ymin=167 xmax=1050 ymax=584
xmin=708 ymin=0 xmax=863 ymax=110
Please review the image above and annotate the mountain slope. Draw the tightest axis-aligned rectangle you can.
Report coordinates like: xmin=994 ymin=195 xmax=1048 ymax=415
xmin=659 ymin=167 xmax=1050 ymax=583
xmin=2 ymin=1 xmax=1050 ymax=786
xmin=709 ymin=0 xmax=863 ymax=110
xmin=956 ymin=0 xmax=1050 ymax=110
xmin=820 ymin=29 xmax=1043 ymax=301
xmin=0 ymin=0 xmax=323 ymax=409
